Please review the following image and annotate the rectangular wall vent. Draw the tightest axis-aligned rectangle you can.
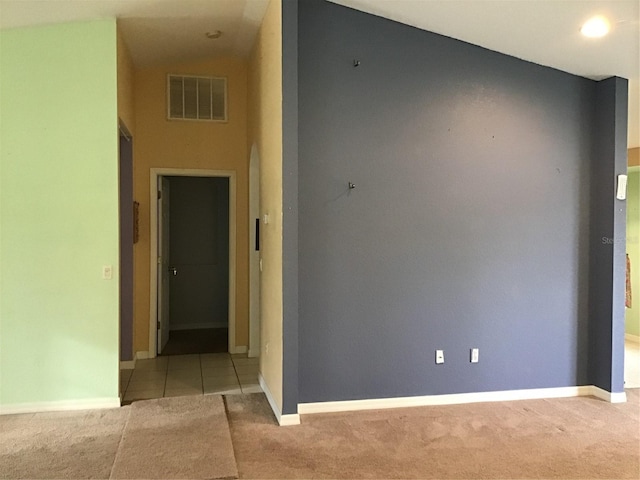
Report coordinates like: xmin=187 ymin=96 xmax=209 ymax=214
xmin=167 ymin=75 xmax=227 ymax=122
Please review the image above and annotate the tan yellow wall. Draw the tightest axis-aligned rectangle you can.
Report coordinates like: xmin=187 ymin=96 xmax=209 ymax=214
xmin=116 ymin=26 xmax=135 ymax=134
xmin=630 ymin=147 xmax=639 ymax=167
xmin=248 ymin=0 xmax=283 ymax=409
xmin=133 ymin=57 xmax=249 ymax=353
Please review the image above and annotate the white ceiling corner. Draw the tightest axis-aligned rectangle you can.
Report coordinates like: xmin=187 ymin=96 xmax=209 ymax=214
xmin=0 ymin=0 xmax=270 ymax=66
xmin=116 ymin=0 xmax=270 ymax=67
xmin=233 ymin=0 xmax=270 ymax=57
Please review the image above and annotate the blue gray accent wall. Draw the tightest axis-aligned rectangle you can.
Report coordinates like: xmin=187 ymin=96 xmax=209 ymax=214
xmin=119 ymin=132 xmax=134 ymax=362
xmin=295 ymin=0 xmax=627 ymax=403
xmin=282 ymin=0 xmax=299 ymax=414
xmin=588 ymin=77 xmax=628 ymax=394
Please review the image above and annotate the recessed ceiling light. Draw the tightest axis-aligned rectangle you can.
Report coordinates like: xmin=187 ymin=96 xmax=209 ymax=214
xmin=206 ymin=30 xmax=222 ymax=40
xmin=581 ymin=16 xmax=610 ymax=38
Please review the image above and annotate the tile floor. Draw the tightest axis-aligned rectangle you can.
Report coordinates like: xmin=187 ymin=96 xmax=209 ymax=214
xmin=624 ymin=339 xmax=640 ymax=388
xmin=120 ymin=353 xmax=261 ymax=404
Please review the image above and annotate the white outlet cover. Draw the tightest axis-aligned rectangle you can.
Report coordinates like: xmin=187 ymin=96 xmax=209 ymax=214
xmin=435 ymin=350 xmax=444 ymax=364
xmin=471 ymin=348 xmax=479 ymax=363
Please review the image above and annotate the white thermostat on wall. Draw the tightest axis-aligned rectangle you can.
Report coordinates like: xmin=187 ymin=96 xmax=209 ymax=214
xmin=616 ymin=174 xmax=627 ymax=200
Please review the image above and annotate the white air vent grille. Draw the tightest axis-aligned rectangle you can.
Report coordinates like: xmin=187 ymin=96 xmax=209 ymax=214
xmin=168 ymin=75 xmax=227 ymax=122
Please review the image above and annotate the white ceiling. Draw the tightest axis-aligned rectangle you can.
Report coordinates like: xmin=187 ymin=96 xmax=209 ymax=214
xmin=0 ymin=0 xmax=270 ymax=62
xmin=1 ymin=0 xmax=638 ymax=147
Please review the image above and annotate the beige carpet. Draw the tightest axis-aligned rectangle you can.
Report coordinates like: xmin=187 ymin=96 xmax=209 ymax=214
xmin=0 ymin=395 xmax=238 ymax=480
xmin=0 ymin=407 xmax=130 ymax=479
xmin=110 ymin=395 xmax=238 ymax=479
xmin=226 ymin=390 xmax=640 ymax=479
xmin=2 ymin=391 xmax=638 ymax=479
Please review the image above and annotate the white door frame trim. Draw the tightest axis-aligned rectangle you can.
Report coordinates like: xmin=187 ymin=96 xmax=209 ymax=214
xmin=149 ymin=167 xmax=238 ymax=358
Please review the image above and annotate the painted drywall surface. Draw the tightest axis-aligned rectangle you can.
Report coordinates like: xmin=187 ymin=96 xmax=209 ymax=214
xmin=297 ymin=0 xmax=614 ymax=402
xmin=588 ymin=77 xmax=628 ymax=394
xmin=0 ymin=20 xmax=119 ymax=406
xmin=133 ymin=57 xmax=249 ymax=354
xmin=281 ymin=0 xmax=299 ymax=415
xmin=626 ymin=169 xmax=639 ymax=336
xmin=117 ymin=25 xmax=135 ymax=135
xmin=629 ymin=148 xmax=639 ymax=168
xmin=248 ymin=0 xmax=284 ymax=410
xmin=117 ymin=23 xmax=136 ymax=362
xmin=119 ymin=136 xmax=134 ymax=362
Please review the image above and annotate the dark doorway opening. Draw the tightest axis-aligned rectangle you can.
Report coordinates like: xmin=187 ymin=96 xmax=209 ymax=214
xmin=158 ymin=176 xmax=230 ymax=356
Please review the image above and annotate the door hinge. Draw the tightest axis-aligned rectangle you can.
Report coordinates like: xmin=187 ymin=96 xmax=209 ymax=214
xmin=157 ymin=320 xmax=161 ymax=330
xmin=158 ymin=190 xmax=162 ymax=200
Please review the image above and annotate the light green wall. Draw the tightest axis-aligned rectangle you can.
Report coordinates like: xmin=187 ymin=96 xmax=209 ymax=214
xmin=626 ymin=169 xmax=640 ymax=337
xmin=0 ymin=20 xmax=120 ymax=407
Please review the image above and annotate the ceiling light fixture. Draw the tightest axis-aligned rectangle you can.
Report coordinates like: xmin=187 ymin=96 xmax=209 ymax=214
xmin=581 ymin=16 xmax=610 ymax=38
xmin=206 ymin=30 xmax=223 ymax=39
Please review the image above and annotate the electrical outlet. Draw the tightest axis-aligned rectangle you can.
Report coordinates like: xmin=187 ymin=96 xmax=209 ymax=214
xmin=471 ymin=348 xmax=479 ymax=363
xmin=435 ymin=349 xmax=444 ymax=364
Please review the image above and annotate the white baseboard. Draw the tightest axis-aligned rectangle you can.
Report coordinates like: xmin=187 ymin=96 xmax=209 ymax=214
xmin=248 ymin=348 xmax=260 ymax=358
xmin=119 ymin=359 xmax=135 ymax=370
xmin=279 ymin=413 xmax=301 ymax=426
xmin=242 ymin=384 xmax=264 ymax=394
xmin=0 ymin=397 xmax=121 ymax=416
xmin=170 ymin=322 xmax=227 ymax=331
xmin=230 ymin=345 xmax=247 ymax=355
xmin=591 ymin=386 xmax=627 ymax=403
xmin=625 ymin=333 xmax=640 ymax=344
xmin=297 ymin=385 xmax=624 ymax=415
xmin=121 ymin=351 xmax=151 ymax=369
xmin=258 ymin=373 xmax=300 ymax=426
xmin=121 ymin=350 xmax=151 ymax=369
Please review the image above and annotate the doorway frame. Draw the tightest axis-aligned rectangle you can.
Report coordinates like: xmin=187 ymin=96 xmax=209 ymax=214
xmin=149 ymin=167 xmax=238 ymax=358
